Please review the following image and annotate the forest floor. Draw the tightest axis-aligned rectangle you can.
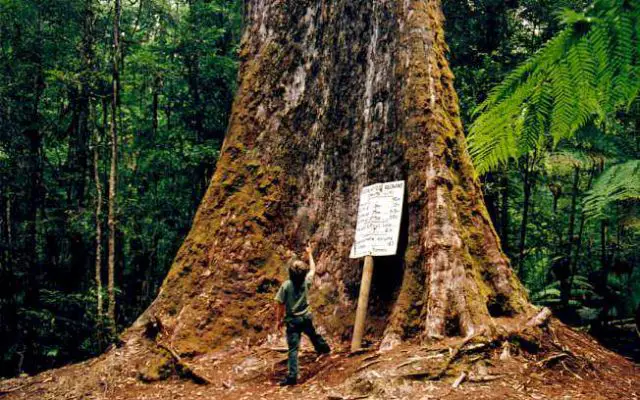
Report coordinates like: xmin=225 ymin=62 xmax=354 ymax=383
xmin=0 ymin=321 xmax=638 ymax=400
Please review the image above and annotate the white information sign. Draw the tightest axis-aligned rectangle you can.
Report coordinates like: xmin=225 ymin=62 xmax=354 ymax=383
xmin=349 ymin=180 xmax=405 ymax=259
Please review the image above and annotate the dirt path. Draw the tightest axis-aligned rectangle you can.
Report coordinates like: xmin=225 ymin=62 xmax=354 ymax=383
xmin=1 ymin=323 xmax=638 ymax=399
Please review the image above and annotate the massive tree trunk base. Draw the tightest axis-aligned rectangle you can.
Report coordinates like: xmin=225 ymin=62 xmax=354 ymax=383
xmin=1 ymin=319 xmax=638 ymax=399
xmin=117 ymin=0 xmax=534 ymax=363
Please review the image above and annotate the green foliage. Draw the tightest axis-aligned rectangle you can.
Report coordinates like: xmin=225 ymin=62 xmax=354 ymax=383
xmin=465 ymin=0 xmax=640 ymax=331
xmin=468 ymin=0 xmax=640 ymax=174
xmin=531 ymin=275 xmax=597 ymax=306
xmin=544 ymin=148 xmax=593 ymax=176
xmin=0 ymin=0 xmax=638 ymax=378
xmin=583 ymin=160 xmax=640 ymax=219
xmin=0 ymin=0 xmax=242 ymax=377
xmin=3 ymin=288 xmax=113 ymax=373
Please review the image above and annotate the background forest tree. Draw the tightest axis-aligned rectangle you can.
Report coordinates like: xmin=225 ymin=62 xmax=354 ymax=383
xmin=0 ymin=0 xmax=241 ymax=376
xmin=0 ymin=0 xmax=637 ymax=378
xmin=464 ymin=0 xmax=640 ymax=328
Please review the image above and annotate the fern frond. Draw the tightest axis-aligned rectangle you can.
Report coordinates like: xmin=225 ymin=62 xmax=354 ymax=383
xmin=545 ymin=149 xmax=591 ymax=175
xmin=583 ymin=160 xmax=640 ymax=219
xmin=469 ymin=0 xmax=639 ymax=174
xmin=531 ymin=287 xmax=561 ymax=302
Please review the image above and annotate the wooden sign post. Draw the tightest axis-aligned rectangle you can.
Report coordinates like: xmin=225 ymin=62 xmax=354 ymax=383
xmin=351 ymin=255 xmax=374 ymax=352
xmin=349 ymin=181 xmax=405 ymax=352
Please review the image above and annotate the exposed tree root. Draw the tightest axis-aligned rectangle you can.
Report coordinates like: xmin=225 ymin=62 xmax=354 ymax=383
xmin=536 ymin=352 xmax=568 ymax=367
xmin=155 ymin=342 xmax=212 ymax=385
xmin=399 ymin=308 xmax=556 ymax=382
xmin=399 ymin=331 xmax=484 ymax=381
xmin=355 ymin=360 xmax=382 ymax=373
xmin=468 ymin=374 xmax=502 ymax=383
xmin=348 ymin=348 xmax=374 ymax=357
xmin=432 ymin=329 xmax=485 ymax=379
xmin=141 ymin=315 xmax=213 ymax=385
xmin=0 ymin=377 xmax=53 ymax=397
xmin=561 ymin=360 xmax=584 ymax=380
xmin=526 ymin=307 xmax=552 ymax=328
xmin=452 ymin=371 xmax=466 ymax=388
xmin=0 ymin=383 xmax=30 ymax=396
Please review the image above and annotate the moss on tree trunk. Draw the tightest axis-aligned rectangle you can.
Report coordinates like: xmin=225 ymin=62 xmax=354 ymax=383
xmin=135 ymin=0 xmax=534 ymax=357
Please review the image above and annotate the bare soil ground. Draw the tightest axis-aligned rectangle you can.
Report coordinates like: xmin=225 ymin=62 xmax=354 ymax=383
xmin=1 ymin=321 xmax=638 ymax=400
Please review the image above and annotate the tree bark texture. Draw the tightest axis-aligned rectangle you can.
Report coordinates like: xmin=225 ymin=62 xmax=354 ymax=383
xmin=136 ymin=0 xmax=533 ymax=356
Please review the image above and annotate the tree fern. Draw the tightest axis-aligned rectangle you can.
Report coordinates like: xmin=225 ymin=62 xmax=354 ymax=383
xmin=543 ymin=120 xmax=635 ymax=174
xmin=544 ymin=148 xmax=593 ymax=176
xmin=583 ymin=160 xmax=640 ymax=219
xmin=531 ymin=274 xmax=598 ymax=307
xmin=469 ymin=0 xmax=640 ymax=174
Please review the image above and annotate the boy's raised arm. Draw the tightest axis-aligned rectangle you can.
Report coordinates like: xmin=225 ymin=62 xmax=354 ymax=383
xmin=306 ymin=244 xmax=316 ymax=279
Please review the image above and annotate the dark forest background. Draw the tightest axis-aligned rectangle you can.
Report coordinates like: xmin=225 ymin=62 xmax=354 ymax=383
xmin=0 ymin=0 xmax=637 ymax=377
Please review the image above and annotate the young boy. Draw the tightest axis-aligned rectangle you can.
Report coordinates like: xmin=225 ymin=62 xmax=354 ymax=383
xmin=274 ymin=244 xmax=331 ymax=386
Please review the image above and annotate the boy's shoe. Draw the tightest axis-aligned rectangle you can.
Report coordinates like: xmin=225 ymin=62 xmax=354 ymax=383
xmin=279 ymin=376 xmax=297 ymax=386
xmin=317 ymin=344 xmax=331 ymax=355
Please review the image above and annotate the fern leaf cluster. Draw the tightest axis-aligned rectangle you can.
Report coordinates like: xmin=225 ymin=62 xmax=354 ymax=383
xmin=468 ymin=0 xmax=640 ymax=175
xmin=531 ymin=274 xmax=598 ymax=306
xmin=583 ymin=159 xmax=640 ymax=218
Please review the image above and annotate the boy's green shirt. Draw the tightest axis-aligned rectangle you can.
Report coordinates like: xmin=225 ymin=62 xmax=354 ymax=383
xmin=275 ymin=273 xmax=313 ymax=321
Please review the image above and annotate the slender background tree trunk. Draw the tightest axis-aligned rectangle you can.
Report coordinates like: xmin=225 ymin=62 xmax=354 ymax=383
xmin=517 ymin=153 xmax=536 ymax=275
xmin=560 ymin=166 xmax=580 ymax=309
xmin=107 ymin=0 xmax=122 ymax=335
xmin=94 ymin=107 xmax=104 ymax=324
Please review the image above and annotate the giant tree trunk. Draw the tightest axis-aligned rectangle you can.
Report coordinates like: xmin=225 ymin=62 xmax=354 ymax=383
xmin=136 ymin=0 xmax=533 ymax=356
